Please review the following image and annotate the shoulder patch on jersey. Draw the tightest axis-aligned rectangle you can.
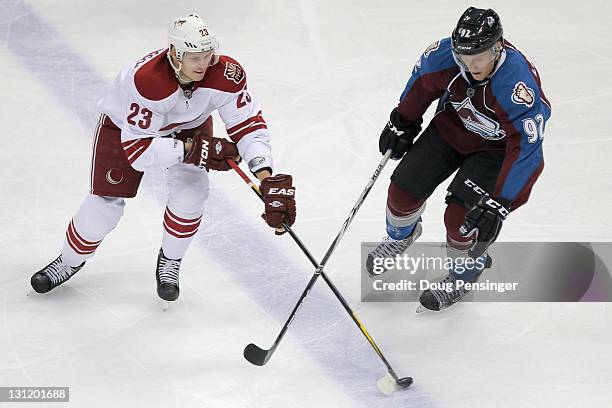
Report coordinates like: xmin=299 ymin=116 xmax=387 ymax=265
xmin=414 ymin=56 xmax=422 ymax=71
xmin=423 ymin=40 xmax=440 ymax=58
xmin=223 ymin=61 xmax=245 ymax=84
xmin=511 ymin=81 xmax=535 ymax=107
xmin=134 ymin=49 xmax=179 ymax=101
xmin=197 ymin=55 xmax=247 ymax=93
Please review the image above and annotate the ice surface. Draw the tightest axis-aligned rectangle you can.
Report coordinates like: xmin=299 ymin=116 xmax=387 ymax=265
xmin=2 ymin=0 xmax=612 ymax=407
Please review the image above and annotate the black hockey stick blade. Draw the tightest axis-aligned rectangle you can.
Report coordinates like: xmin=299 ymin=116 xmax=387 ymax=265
xmin=243 ymin=343 xmax=272 ymax=366
xmin=397 ymin=376 xmax=414 ymax=388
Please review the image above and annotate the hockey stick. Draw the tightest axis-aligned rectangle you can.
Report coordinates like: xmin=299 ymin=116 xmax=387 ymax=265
xmin=227 ymin=153 xmax=413 ymax=392
xmin=227 ymin=160 xmax=319 ymax=268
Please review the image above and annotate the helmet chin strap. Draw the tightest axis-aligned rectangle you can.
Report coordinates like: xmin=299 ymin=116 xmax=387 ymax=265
xmin=485 ymin=46 xmax=504 ymax=79
xmin=166 ymin=52 xmax=193 ymax=84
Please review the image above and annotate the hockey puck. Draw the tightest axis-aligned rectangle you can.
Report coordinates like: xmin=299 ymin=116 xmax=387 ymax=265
xmin=376 ymin=373 xmax=413 ymax=395
xmin=376 ymin=373 xmax=397 ymax=395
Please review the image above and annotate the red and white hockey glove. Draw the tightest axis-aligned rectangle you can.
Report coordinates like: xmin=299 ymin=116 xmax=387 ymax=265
xmin=183 ymin=129 xmax=239 ymax=171
xmin=260 ymin=174 xmax=296 ymax=235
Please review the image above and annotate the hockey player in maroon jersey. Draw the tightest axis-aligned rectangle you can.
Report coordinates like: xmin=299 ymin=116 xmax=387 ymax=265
xmin=365 ymin=7 xmax=551 ymax=311
xmin=31 ymin=14 xmax=296 ymax=302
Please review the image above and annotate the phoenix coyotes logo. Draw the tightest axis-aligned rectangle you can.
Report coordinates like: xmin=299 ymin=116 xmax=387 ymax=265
xmin=105 ymin=168 xmax=123 ymax=185
xmin=512 ymin=82 xmax=535 ymax=107
xmin=174 ymin=19 xmax=187 ymax=28
xmin=224 ymin=62 xmax=245 ymax=84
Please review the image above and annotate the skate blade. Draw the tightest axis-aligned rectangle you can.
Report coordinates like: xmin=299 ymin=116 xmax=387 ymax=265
xmin=367 ymin=270 xmax=388 ymax=279
xmin=415 ymin=304 xmax=428 ymax=314
xmin=161 ymin=300 xmax=169 ymax=311
xmin=26 ymin=289 xmax=45 ymax=297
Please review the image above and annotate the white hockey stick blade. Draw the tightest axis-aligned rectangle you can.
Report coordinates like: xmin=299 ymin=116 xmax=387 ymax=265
xmin=376 ymin=373 xmax=398 ymax=395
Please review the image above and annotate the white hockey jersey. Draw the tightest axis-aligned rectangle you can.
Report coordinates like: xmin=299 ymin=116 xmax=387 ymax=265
xmin=97 ymin=48 xmax=272 ymax=173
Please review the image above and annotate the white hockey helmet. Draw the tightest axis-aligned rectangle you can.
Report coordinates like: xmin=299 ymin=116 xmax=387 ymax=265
xmin=167 ymin=14 xmax=219 ymax=60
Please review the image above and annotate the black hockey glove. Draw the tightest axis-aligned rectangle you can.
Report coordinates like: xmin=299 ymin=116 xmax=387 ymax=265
xmin=460 ymin=195 xmax=510 ymax=258
xmin=379 ymin=108 xmax=421 ymax=160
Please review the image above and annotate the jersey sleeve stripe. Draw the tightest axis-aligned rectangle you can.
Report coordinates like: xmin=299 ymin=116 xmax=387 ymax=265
xmin=229 ymin=123 xmax=268 ymax=143
xmin=226 ymin=111 xmax=266 ymax=134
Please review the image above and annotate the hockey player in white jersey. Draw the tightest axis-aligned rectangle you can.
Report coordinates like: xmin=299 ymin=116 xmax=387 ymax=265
xmin=31 ymin=14 xmax=297 ymax=302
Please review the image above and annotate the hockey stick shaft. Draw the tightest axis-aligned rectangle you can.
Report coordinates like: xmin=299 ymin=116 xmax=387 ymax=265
xmin=318 ymin=271 xmax=401 ymax=380
xmin=228 ymin=154 xmax=405 ymax=382
xmin=317 ymin=150 xmax=392 ymax=270
xmin=227 ymin=159 xmax=327 ymax=364
xmin=311 ymin=150 xmax=403 ymax=380
xmin=226 ymin=160 xmax=319 ymax=268
xmin=227 ymin=153 xmax=390 ymax=269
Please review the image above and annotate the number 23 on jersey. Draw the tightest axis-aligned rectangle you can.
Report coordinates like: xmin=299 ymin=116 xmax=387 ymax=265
xmin=127 ymin=103 xmax=153 ymax=129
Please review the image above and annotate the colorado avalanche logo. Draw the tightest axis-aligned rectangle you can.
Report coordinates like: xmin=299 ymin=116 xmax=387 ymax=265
xmin=423 ymin=40 xmax=440 ymax=58
xmin=451 ymin=97 xmax=506 ymax=140
xmin=224 ymin=62 xmax=245 ymax=84
xmin=512 ymin=82 xmax=535 ymax=107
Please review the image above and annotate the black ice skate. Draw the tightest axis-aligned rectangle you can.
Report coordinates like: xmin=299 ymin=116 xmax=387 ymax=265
xmin=30 ymin=256 xmax=85 ymax=293
xmin=156 ymin=248 xmax=182 ymax=301
xmin=417 ymin=255 xmax=492 ymax=312
xmin=365 ymin=223 xmax=422 ymax=277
